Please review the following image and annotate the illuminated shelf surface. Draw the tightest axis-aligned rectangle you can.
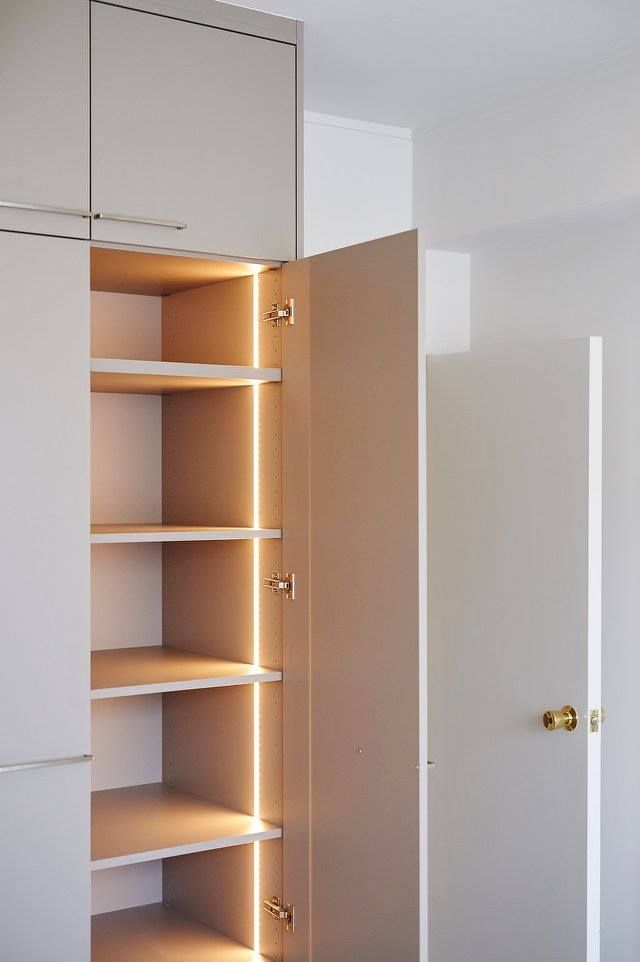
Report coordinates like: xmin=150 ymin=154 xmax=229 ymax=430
xmin=91 ymin=645 xmax=281 ymax=698
xmin=91 ymin=783 xmax=282 ymax=870
xmin=92 ymin=903 xmax=270 ymax=962
xmin=90 ymin=524 xmax=280 ymax=543
xmin=91 ymin=357 xmax=281 ymax=394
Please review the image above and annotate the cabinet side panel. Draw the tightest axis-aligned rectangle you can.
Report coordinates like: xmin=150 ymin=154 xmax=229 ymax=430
xmin=0 ymin=231 xmax=90 ymax=760
xmin=162 ymin=277 xmax=253 ymax=366
xmin=164 ymin=847 xmax=253 ymax=948
xmin=163 ymin=686 xmax=254 ymax=813
xmin=162 ymin=540 xmax=253 ymax=661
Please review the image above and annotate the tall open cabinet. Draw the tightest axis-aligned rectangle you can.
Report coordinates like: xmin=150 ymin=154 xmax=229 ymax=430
xmin=0 ymin=223 xmax=426 ymax=961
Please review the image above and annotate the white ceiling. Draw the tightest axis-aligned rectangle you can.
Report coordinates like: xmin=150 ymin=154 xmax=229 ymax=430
xmin=229 ymin=0 xmax=640 ymax=130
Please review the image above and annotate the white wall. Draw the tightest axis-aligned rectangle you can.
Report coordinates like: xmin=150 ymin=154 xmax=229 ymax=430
xmin=413 ymin=53 xmax=640 ymax=247
xmin=304 ymin=111 xmax=413 ymax=256
xmin=413 ymin=56 xmax=640 ymax=962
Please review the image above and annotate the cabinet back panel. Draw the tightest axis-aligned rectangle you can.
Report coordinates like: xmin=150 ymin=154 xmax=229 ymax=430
xmin=162 ymin=539 xmax=282 ymax=668
xmin=163 ymin=388 xmax=252 ymax=527
xmin=163 ymin=540 xmax=252 ymax=662
xmin=163 ymin=276 xmax=253 ymax=366
xmin=163 ymin=840 xmax=283 ymax=960
xmin=163 ymin=846 xmax=253 ymax=951
xmin=163 ymin=686 xmax=253 ymax=813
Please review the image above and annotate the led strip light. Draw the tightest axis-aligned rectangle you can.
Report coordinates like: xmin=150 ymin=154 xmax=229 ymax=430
xmin=252 ymin=271 xmax=262 ymax=953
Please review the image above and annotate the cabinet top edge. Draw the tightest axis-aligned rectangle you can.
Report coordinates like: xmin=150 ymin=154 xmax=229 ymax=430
xmin=92 ymin=0 xmax=300 ymax=44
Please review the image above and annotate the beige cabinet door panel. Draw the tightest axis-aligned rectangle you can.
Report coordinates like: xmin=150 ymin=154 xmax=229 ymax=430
xmin=281 ymin=231 xmax=427 ymax=962
xmin=0 ymin=232 xmax=90 ymax=762
xmin=0 ymin=0 xmax=89 ymax=238
xmin=91 ymin=3 xmax=296 ymax=260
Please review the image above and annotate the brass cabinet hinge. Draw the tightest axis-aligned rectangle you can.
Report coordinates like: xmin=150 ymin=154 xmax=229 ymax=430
xmin=263 ymin=896 xmax=295 ymax=932
xmin=263 ymin=571 xmax=295 ymax=600
xmin=590 ymin=708 xmax=606 ymax=733
xmin=263 ymin=298 xmax=295 ymax=327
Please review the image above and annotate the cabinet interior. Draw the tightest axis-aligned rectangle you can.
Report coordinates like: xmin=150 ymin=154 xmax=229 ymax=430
xmin=89 ymin=246 xmax=284 ymax=961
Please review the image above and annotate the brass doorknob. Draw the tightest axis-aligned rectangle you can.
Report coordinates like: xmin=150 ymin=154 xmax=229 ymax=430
xmin=542 ymin=705 xmax=578 ymax=731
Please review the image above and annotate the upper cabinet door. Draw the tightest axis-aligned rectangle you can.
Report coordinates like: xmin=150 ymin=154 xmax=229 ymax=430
xmin=0 ymin=0 xmax=90 ymax=238
xmin=91 ymin=3 xmax=297 ymax=261
xmin=281 ymin=231 xmax=427 ymax=962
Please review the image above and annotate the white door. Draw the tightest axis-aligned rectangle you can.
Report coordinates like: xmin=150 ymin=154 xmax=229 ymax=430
xmin=0 ymin=232 xmax=91 ymax=958
xmin=427 ymin=339 xmax=602 ymax=962
xmin=0 ymin=0 xmax=90 ymax=238
xmin=91 ymin=3 xmax=297 ymax=261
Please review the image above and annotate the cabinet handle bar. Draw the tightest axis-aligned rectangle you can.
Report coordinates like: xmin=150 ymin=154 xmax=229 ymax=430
xmin=0 ymin=753 xmax=94 ymax=774
xmin=93 ymin=212 xmax=187 ymax=230
xmin=0 ymin=200 xmax=92 ymax=218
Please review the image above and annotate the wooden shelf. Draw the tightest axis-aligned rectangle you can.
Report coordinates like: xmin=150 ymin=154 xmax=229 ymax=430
xmin=92 ymin=903 xmax=269 ymax=962
xmin=91 ymin=357 xmax=281 ymax=394
xmin=91 ymin=783 xmax=281 ymax=870
xmin=91 ymin=645 xmax=281 ymax=698
xmin=90 ymin=524 xmax=281 ymax=543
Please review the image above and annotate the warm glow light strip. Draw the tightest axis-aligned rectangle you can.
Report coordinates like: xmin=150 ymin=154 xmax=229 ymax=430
xmin=252 ymin=272 xmax=262 ymax=954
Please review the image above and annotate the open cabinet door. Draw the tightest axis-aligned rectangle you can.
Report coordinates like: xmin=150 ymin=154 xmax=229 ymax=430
xmin=427 ymin=339 xmax=602 ymax=962
xmin=281 ymin=231 xmax=427 ymax=962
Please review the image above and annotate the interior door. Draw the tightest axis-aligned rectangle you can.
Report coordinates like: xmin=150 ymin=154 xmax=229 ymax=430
xmin=281 ymin=230 xmax=427 ymax=962
xmin=427 ymin=338 xmax=602 ymax=962
xmin=91 ymin=2 xmax=296 ymax=261
xmin=0 ymin=0 xmax=90 ymax=238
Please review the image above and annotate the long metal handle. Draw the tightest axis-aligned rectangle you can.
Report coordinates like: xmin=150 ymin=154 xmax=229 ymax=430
xmin=0 ymin=753 xmax=94 ymax=774
xmin=93 ymin=212 xmax=187 ymax=230
xmin=0 ymin=199 xmax=91 ymax=218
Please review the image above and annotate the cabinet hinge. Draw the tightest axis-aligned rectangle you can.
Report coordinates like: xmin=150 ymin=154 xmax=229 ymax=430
xmin=590 ymin=707 xmax=606 ymax=733
xmin=263 ymin=896 xmax=295 ymax=933
xmin=263 ymin=571 xmax=295 ymax=600
xmin=263 ymin=298 xmax=295 ymax=327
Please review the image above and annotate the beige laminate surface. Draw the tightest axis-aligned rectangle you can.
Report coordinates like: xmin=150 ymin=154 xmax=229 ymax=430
xmin=92 ymin=903 xmax=268 ymax=962
xmin=90 ymin=524 xmax=280 ymax=543
xmin=91 ymin=646 xmax=281 ymax=697
xmin=91 ymin=783 xmax=281 ymax=869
